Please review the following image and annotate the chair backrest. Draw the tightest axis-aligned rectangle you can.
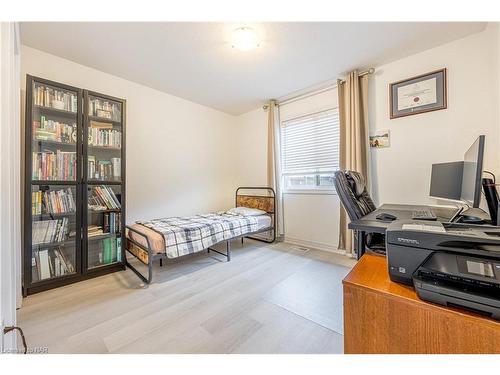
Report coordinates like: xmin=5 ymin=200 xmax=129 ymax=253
xmin=334 ymin=170 xmax=376 ymax=221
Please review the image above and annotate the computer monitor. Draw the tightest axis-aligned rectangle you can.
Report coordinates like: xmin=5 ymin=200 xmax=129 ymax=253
xmin=429 ymin=161 xmax=464 ymax=201
xmin=460 ymin=135 xmax=485 ymax=208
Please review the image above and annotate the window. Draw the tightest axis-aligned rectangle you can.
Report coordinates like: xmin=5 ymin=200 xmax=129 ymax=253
xmin=281 ymin=108 xmax=339 ymax=192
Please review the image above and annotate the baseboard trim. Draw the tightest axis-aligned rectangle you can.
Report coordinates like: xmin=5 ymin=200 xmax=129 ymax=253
xmin=284 ymin=237 xmax=348 ymax=256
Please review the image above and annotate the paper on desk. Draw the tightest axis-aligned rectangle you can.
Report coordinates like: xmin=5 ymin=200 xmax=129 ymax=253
xmin=402 ymin=223 xmax=446 ymax=233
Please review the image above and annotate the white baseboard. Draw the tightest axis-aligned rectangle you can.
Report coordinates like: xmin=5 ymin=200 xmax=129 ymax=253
xmin=284 ymin=237 xmax=348 ymax=256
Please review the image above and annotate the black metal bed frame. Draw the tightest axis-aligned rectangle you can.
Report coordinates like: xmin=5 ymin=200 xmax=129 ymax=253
xmin=125 ymin=187 xmax=276 ymax=284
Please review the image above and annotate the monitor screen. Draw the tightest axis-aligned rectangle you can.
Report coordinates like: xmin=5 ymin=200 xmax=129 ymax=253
xmin=460 ymin=135 xmax=485 ymax=207
xmin=429 ymin=161 xmax=463 ymax=201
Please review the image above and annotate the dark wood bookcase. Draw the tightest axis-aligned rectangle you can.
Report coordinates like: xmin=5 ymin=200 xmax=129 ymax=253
xmin=24 ymin=75 xmax=126 ymax=296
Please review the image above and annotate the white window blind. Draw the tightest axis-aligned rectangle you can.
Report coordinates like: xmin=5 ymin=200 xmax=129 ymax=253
xmin=281 ymin=108 xmax=339 ymax=190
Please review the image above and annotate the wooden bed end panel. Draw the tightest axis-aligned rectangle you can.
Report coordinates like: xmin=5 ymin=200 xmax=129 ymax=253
xmin=236 ymin=195 xmax=275 ymax=213
xmin=126 ymin=241 xmax=150 ymax=264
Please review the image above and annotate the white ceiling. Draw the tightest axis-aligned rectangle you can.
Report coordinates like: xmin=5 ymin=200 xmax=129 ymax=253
xmin=21 ymin=22 xmax=487 ymax=115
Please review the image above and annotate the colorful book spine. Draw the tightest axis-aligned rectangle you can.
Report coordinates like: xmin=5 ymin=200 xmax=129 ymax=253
xmin=32 ymin=151 xmax=76 ymax=181
xmin=33 ymin=84 xmax=77 ymax=113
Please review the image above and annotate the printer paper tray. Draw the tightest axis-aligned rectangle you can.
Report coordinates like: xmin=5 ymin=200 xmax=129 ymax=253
xmin=413 ymin=276 xmax=500 ymax=320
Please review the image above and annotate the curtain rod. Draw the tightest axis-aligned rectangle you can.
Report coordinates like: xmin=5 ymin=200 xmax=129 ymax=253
xmin=263 ymin=68 xmax=374 ymax=110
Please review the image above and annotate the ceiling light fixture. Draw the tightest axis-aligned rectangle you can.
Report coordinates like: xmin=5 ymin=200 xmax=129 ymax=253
xmin=231 ymin=27 xmax=259 ymax=51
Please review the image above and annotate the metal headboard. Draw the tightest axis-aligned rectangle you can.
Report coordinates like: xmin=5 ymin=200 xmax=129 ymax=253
xmin=235 ymin=187 xmax=276 ymax=243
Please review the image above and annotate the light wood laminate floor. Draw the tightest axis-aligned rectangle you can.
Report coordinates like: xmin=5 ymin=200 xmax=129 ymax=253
xmin=18 ymin=240 xmax=356 ymax=354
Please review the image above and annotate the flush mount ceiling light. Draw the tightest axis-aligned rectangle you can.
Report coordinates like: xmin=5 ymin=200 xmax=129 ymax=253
xmin=231 ymin=27 xmax=259 ymax=51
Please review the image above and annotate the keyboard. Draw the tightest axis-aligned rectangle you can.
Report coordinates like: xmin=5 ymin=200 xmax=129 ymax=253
xmin=411 ymin=209 xmax=437 ymax=221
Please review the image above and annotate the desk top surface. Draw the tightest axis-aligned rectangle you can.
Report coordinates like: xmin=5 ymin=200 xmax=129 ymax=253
xmin=343 ymin=254 xmax=500 ymax=326
xmin=348 ymin=203 xmax=458 ymax=232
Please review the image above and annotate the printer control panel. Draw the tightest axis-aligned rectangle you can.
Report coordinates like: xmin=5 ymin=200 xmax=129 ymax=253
xmin=416 ymin=252 xmax=500 ymax=287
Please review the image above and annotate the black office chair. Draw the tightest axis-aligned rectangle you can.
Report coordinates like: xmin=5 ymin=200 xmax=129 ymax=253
xmin=334 ymin=170 xmax=386 ymax=255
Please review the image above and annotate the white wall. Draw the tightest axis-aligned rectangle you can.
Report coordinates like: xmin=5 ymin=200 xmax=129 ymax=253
xmin=21 ymin=46 xmax=238 ymax=222
xmin=280 ymin=90 xmax=340 ymax=251
xmin=235 ymin=108 xmax=268 ymax=187
xmin=20 ymin=24 xmax=500 ymax=254
xmin=369 ymin=24 xmax=500 ymax=207
xmin=235 ymin=90 xmax=341 ymax=252
xmin=235 ymin=24 xmax=500 ymax=252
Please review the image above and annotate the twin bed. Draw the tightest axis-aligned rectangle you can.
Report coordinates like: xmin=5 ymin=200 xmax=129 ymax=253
xmin=125 ymin=187 xmax=276 ymax=283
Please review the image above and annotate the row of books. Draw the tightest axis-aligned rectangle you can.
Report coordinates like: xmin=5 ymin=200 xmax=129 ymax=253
xmin=32 ymin=151 xmax=77 ymax=181
xmin=88 ymin=224 xmax=104 ymax=237
xmin=88 ymin=185 xmax=121 ymax=210
xmin=32 ymin=248 xmax=75 ymax=282
xmin=33 ymin=85 xmax=78 ymax=113
xmin=88 ymin=98 xmax=121 ymax=121
xmin=32 ymin=218 xmax=70 ymax=246
xmin=32 ymin=188 xmax=76 ymax=216
xmin=89 ymin=237 xmax=122 ymax=268
xmin=88 ymin=127 xmax=121 ymax=148
xmin=88 ymin=156 xmax=121 ymax=180
xmin=33 ymin=116 xmax=77 ymax=144
xmin=104 ymin=212 xmax=121 ymax=234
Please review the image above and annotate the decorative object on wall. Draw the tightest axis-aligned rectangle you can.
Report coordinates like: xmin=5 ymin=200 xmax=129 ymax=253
xmin=390 ymin=68 xmax=447 ymax=119
xmin=369 ymin=129 xmax=390 ymax=148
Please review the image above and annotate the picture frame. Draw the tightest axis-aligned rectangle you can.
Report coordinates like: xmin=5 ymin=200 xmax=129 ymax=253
xmin=390 ymin=68 xmax=447 ymax=119
xmin=369 ymin=129 xmax=390 ymax=148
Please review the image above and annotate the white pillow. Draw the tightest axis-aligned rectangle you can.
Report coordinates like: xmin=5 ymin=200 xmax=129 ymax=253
xmin=228 ymin=206 xmax=267 ymax=216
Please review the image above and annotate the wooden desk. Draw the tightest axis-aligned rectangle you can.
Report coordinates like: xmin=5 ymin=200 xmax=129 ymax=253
xmin=343 ymin=254 xmax=500 ymax=354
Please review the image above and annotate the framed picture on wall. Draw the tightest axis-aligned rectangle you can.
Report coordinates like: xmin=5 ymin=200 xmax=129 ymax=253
xmin=390 ymin=68 xmax=447 ymax=119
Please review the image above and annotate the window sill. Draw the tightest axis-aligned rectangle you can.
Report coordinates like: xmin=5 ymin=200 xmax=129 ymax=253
xmin=283 ymin=189 xmax=338 ymax=196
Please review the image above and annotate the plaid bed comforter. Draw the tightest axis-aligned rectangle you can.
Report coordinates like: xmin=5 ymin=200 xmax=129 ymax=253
xmin=137 ymin=213 xmax=259 ymax=258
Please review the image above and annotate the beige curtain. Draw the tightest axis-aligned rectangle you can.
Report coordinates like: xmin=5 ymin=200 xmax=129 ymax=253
xmin=267 ymin=100 xmax=284 ymax=239
xmin=337 ymin=71 xmax=370 ymax=254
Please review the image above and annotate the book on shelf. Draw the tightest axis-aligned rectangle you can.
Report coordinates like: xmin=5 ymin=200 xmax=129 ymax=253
xmin=103 ymin=237 xmax=117 ymax=264
xmin=116 ymin=237 xmax=122 ymax=262
xmin=32 ymin=218 xmax=70 ymax=246
xmin=111 ymin=158 xmax=121 ymax=178
xmin=33 ymin=84 xmax=77 ymax=113
xmin=88 ymin=156 xmax=121 ymax=180
xmin=32 ymin=188 xmax=76 ymax=216
xmin=103 ymin=212 xmax=121 ymax=234
xmin=32 ymin=150 xmax=77 ymax=181
xmin=89 ymin=98 xmax=121 ymax=121
xmin=98 ymin=160 xmax=112 ymax=180
xmin=88 ymin=224 xmax=104 ymax=237
xmin=88 ymin=186 xmax=121 ymax=211
xmin=90 ymin=120 xmax=113 ymax=129
xmin=33 ymin=116 xmax=77 ymax=144
xmin=38 ymin=250 xmax=51 ymax=280
xmin=91 ymin=236 xmax=118 ymax=266
xmin=88 ymin=126 xmax=121 ymax=148
xmin=32 ymin=247 xmax=75 ymax=282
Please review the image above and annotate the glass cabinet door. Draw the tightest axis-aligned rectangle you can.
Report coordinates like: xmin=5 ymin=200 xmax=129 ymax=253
xmin=86 ymin=185 xmax=123 ymax=269
xmin=86 ymin=95 xmax=122 ymax=183
xmin=31 ymin=81 xmax=78 ymax=182
xmin=30 ymin=184 xmax=78 ymax=283
xmin=28 ymin=79 xmax=81 ymax=287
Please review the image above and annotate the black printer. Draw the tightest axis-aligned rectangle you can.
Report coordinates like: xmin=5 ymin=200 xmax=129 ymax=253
xmin=386 ymin=220 xmax=500 ymax=320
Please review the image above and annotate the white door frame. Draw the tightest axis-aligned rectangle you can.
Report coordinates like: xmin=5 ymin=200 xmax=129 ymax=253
xmin=0 ymin=21 xmax=21 ymax=353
